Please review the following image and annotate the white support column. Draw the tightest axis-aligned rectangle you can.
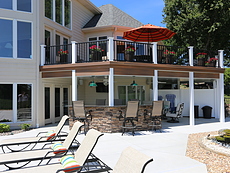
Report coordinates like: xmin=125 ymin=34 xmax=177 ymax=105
xmin=72 ymin=70 xmax=77 ymax=101
xmin=108 ymin=37 xmax=114 ymax=61
xmin=188 ymin=46 xmax=194 ymax=66
xmin=109 ymin=68 xmax=114 ymax=106
xmin=71 ymin=41 xmax=77 ymax=64
xmin=219 ymin=73 xmax=225 ymax=123
xmin=153 ymin=70 xmax=158 ymax=101
xmin=189 ymin=72 xmax=195 ymax=126
xmin=218 ymin=50 xmax=224 ymax=68
xmin=40 ymin=45 xmax=46 ymax=66
xmin=152 ymin=42 xmax=158 ymax=64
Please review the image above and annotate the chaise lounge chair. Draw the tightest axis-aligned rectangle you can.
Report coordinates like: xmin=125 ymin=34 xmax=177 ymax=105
xmin=0 ymin=121 xmax=84 ymax=170
xmin=0 ymin=115 xmax=69 ymax=152
xmin=2 ymin=128 xmax=106 ymax=173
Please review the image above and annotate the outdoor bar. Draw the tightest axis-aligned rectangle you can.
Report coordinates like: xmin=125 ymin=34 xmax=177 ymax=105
xmin=69 ymin=104 xmax=154 ymax=133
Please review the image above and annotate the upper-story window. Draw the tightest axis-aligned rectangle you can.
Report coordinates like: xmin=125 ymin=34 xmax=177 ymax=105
xmin=17 ymin=0 xmax=31 ymax=12
xmin=0 ymin=0 xmax=31 ymax=12
xmin=0 ymin=0 xmax=12 ymax=10
xmin=45 ymin=0 xmax=71 ymax=29
xmin=0 ymin=18 xmax=32 ymax=59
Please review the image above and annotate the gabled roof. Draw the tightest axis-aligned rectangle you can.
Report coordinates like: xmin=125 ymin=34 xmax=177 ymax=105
xmin=83 ymin=4 xmax=143 ymax=28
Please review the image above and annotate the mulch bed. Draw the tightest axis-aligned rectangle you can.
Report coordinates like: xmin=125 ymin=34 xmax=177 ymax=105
xmin=186 ymin=131 xmax=230 ymax=173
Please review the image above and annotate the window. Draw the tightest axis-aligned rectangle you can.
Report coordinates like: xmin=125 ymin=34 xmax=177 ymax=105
xmin=0 ymin=83 xmax=32 ymax=122
xmin=118 ymin=85 xmax=145 ymax=103
xmin=0 ymin=0 xmax=12 ymax=10
xmin=55 ymin=0 xmax=62 ymax=25
xmin=0 ymin=84 xmax=13 ymax=121
xmin=0 ymin=19 xmax=13 ymax=58
xmin=45 ymin=0 xmax=71 ymax=29
xmin=17 ymin=84 xmax=32 ymax=121
xmin=64 ymin=0 xmax=70 ymax=28
xmin=0 ymin=19 xmax=32 ymax=59
xmin=45 ymin=0 xmax=53 ymax=19
xmin=0 ymin=0 xmax=31 ymax=12
xmin=17 ymin=0 xmax=31 ymax=12
xmin=17 ymin=21 xmax=32 ymax=58
xmin=45 ymin=30 xmax=51 ymax=63
xmin=45 ymin=87 xmax=50 ymax=119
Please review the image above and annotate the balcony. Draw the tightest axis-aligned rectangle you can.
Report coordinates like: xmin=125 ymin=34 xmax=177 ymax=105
xmin=41 ymin=38 xmax=223 ymax=68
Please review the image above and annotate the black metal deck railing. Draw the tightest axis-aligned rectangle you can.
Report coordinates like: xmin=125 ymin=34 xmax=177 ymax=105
xmin=45 ymin=44 xmax=72 ymax=65
xmin=43 ymin=39 xmax=219 ymax=67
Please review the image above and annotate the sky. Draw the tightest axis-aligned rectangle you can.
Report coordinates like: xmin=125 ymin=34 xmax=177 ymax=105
xmin=89 ymin=0 xmax=165 ymax=27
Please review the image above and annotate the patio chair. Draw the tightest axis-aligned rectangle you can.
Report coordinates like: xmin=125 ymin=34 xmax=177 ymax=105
xmin=166 ymin=103 xmax=184 ymax=123
xmin=2 ymin=129 xmax=107 ymax=173
xmin=0 ymin=121 xmax=84 ymax=170
xmin=0 ymin=115 xmax=69 ymax=153
xmin=162 ymin=101 xmax=170 ymax=119
xmin=146 ymin=101 xmax=163 ymax=132
xmin=118 ymin=101 xmax=139 ymax=136
xmin=72 ymin=101 xmax=92 ymax=134
xmin=96 ymin=99 xmax=106 ymax=105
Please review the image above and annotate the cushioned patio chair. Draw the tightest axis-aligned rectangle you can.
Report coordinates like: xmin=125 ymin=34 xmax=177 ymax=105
xmin=166 ymin=103 xmax=184 ymax=123
xmin=0 ymin=115 xmax=69 ymax=152
xmin=118 ymin=101 xmax=139 ymax=136
xmin=146 ymin=101 xmax=163 ymax=132
xmin=2 ymin=129 xmax=106 ymax=173
xmin=72 ymin=101 xmax=92 ymax=134
xmin=0 ymin=121 xmax=84 ymax=170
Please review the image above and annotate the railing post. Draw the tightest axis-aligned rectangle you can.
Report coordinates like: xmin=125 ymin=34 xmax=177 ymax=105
xmin=152 ymin=42 xmax=157 ymax=64
xmin=71 ymin=41 xmax=77 ymax=64
xmin=40 ymin=45 xmax=46 ymax=66
xmin=188 ymin=46 xmax=194 ymax=66
xmin=108 ymin=37 xmax=114 ymax=61
xmin=218 ymin=50 xmax=224 ymax=68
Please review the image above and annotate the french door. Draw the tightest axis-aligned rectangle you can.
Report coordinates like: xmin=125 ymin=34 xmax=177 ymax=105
xmin=44 ymin=86 xmax=69 ymax=124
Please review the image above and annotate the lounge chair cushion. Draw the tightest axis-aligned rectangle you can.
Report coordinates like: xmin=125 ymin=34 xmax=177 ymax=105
xmin=51 ymin=142 xmax=67 ymax=154
xmin=60 ymin=155 xmax=80 ymax=172
xmin=46 ymin=130 xmax=56 ymax=141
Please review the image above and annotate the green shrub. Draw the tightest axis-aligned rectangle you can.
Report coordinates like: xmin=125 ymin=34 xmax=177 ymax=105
xmin=20 ymin=123 xmax=31 ymax=131
xmin=223 ymin=129 xmax=230 ymax=135
xmin=224 ymin=136 xmax=230 ymax=143
xmin=0 ymin=119 xmax=12 ymax=122
xmin=215 ymin=136 xmax=225 ymax=142
xmin=0 ymin=124 xmax=10 ymax=133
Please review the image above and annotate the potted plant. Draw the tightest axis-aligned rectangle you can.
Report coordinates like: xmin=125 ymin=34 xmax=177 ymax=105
xmin=163 ymin=50 xmax=176 ymax=64
xmin=205 ymin=57 xmax=218 ymax=67
xmin=124 ymin=45 xmax=136 ymax=61
xmin=89 ymin=45 xmax=104 ymax=61
xmin=58 ymin=49 xmax=69 ymax=63
xmin=196 ymin=52 xmax=207 ymax=66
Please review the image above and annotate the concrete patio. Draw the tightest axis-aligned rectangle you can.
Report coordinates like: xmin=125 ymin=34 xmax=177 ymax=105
xmin=0 ymin=117 xmax=230 ymax=173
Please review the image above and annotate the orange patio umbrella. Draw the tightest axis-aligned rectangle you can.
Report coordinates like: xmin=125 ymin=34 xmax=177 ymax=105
xmin=123 ymin=24 xmax=176 ymax=42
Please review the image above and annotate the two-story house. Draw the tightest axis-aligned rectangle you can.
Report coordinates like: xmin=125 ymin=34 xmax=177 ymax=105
xmin=0 ymin=0 xmax=225 ymax=129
